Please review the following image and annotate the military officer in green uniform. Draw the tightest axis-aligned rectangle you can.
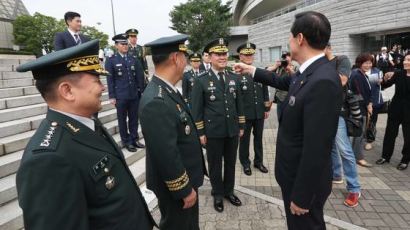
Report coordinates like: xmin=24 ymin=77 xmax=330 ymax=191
xmin=140 ymin=35 xmax=206 ymax=230
xmin=237 ymin=42 xmax=270 ymax=176
xmin=15 ymin=40 xmax=155 ymax=230
xmin=126 ymin=28 xmax=149 ymax=85
xmin=191 ymin=38 xmax=245 ymax=212
xmin=182 ymin=52 xmax=202 ymax=107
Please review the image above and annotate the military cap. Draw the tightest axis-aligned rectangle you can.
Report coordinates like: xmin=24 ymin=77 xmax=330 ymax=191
xmin=203 ymin=38 xmax=229 ymax=54
xmin=237 ymin=42 xmax=256 ymax=55
xmin=189 ymin=52 xmax=202 ymax=62
xmin=126 ymin=28 xmax=139 ymax=36
xmin=145 ymin=34 xmax=188 ymax=56
xmin=16 ymin=40 xmax=108 ymax=80
xmin=112 ymin=33 xmax=129 ymax=43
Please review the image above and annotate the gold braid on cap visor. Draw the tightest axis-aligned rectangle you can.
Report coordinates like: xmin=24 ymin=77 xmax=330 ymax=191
xmin=240 ymin=48 xmax=255 ymax=55
xmin=179 ymin=44 xmax=188 ymax=52
xmin=209 ymin=45 xmax=228 ymax=53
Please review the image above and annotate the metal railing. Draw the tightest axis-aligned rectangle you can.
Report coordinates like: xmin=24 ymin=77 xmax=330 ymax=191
xmin=249 ymin=0 xmax=327 ymax=24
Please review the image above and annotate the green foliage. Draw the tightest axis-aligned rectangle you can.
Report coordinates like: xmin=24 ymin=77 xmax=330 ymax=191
xmin=13 ymin=13 xmax=109 ymax=56
xmin=82 ymin=26 xmax=109 ymax=48
xmin=170 ymin=0 xmax=233 ymax=52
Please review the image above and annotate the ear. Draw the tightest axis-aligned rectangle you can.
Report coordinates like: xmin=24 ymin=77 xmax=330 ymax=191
xmin=297 ymin=33 xmax=304 ymax=46
xmin=57 ymin=81 xmax=75 ymax=102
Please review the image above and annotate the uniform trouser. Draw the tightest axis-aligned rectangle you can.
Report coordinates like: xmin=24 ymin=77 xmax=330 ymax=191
xmin=155 ymin=188 xmax=199 ymax=230
xmin=239 ymin=119 xmax=264 ymax=167
xmin=116 ymin=98 xmax=139 ymax=146
xmin=382 ymin=111 xmax=410 ymax=164
xmin=206 ymin=136 xmax=238 ymax=198
xmin=281 ymin=185 xmax=330 ymax=230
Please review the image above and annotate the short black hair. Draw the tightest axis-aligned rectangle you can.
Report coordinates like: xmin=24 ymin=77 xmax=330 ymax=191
xmin=64 ymin=11 xmax=81 ymax=25
xmin=152 ymin=54 xmax=171 ymax=65
xmin=35 ymin=74 xmax=81 ymax=101
xmin=290 ymin=11 xmax=331 ymax=50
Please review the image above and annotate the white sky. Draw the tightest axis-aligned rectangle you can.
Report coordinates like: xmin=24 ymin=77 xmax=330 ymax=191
xmin=21 ymin=0 xmax=193 ymax=45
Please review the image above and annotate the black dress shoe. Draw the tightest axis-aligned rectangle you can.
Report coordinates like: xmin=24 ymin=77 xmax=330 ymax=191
xmin=134 ymin=141 xmax=145 ymax=148
xmin=224 ymin=194 xmax=242 ymax=206
xmin=397 ymin=163 xmax=408 ymax=170
xmin=243 ymin=166 xmax=252 ymax=176
xmin=376 ymin=158 xmax=389 ymax=165
xmin=214 ymin=198 xmax=224 ymax=212
xmin=254 ymin=164 xmax=268 ymax=173
xmin=126 ymin=144 xmax=137 ymax=152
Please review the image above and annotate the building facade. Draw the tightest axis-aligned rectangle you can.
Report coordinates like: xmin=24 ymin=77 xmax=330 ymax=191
xmin=232 ymin=0 xmax=410 ymax=67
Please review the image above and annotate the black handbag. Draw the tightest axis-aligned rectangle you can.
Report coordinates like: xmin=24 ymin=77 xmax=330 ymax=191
xmin=345 ymin=117 xmax=363 ymax=137
xmin=378 ymin=100 xmax=391 ymax=114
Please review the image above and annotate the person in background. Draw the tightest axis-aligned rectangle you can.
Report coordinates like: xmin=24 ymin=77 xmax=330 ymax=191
xmin=350 ymin=53 xmax=374 ymax=168
xmin=325 ymin=44 xmax=362 ymax=208
xmin=364 ymin=66 xmax=384 ymax=150
xmin=376 ymin=46 xmax=394 ymax=75
xmin=199 ymin=52 xmax=211 ymax=72
xmin=182 ymin=52 xmax=202 ymax=107
xmin=376 ymin=52 xmax=410 ymax=170
xmin=54 ymin=11 xmax=90 ymax=51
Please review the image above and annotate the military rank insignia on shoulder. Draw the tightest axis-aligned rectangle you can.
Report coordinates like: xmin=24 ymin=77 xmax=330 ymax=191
xmin=154 ymin=85 xmax=165 ymax=99
xmin=197 ymin=72 xmax=207 ymax=78
xmin=33 ymin=121 xmax=62 ymax=152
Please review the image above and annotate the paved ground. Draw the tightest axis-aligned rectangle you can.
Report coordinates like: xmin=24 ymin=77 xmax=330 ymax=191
xmin=236 ymin=105 xmax=410 ymax=230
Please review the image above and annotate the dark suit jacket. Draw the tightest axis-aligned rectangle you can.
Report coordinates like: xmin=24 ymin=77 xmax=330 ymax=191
xmin=254 ymin=56 xmax=342 ymax=209
xmin=16 ymin=110 xmax=155 ymax=230
xmin=54 ymin=30 xmax=90 ymax=51
xmin=350 ymin=68 xmax=372 ymax=115
xmin=381 ymin=69 xmax=410 ymax=120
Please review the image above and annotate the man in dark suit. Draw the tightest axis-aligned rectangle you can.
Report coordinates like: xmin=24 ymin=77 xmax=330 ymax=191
xmin=54 ymin=11 xmax=90 ymax=51
xmin=234 ymin=11 xmax=342 ymax=229
xmin=199 ymin=51 xmax=211 ymax=72
xmin=15 ymin=40 xmax=155 ymax=230
xmin=140 ymin=34 xmax=206 ymax=230
xmin=105 ymin=33 xmax=146 ymax=151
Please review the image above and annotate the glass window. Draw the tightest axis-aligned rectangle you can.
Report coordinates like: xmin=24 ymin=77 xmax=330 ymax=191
xmin=269 ymin=46 xmax=282 ymax=62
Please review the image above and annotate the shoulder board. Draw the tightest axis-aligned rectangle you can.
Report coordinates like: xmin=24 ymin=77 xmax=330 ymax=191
xmin=197 ymin=72 xmax=207 ymax=78
xmin=32 ymin=121 xmax=63 ymax=153
xmin=154 ymin=85 xmax=165 ymax=100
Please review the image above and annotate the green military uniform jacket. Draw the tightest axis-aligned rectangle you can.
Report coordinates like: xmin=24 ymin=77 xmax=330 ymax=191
xmin=182 ymin=69 xmax=201 ymax=106
xmin=128 ymin=44 xmax=148 ymax=75
xmin=191 ymin=70 xmax=245 ymax=138
xmin=139 ymin=76 xmax=206 ymax=199
xmin=16 ymin=109 xmax=155 ymax=230
xmin=238 ymin=74 xmax=270 ymax=120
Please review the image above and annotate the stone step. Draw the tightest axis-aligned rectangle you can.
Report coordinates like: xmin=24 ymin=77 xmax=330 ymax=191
xmin=0 ymin=86 xmax=37 ymax=99
xmin=0 ymin=92 xmax=109 ymax=110
xmin=0 ymin=121 xmax=139 ymax=179
xmin=0 ymin=72 xmax=32 ymax=80
xmin=0 ymin=154 xmax=148 ymax=230
xmin=0 ymin=139 xmax=146 ymax=207
xmin=0 ymin=103 xmax=115 ymax=156
xmin=0 ymin=79 xmax=33 ymax=89
xmin=0 ymin=99 xmax=114 ymax=123
xmin=0 ymin=106 xmax=116 ymax=138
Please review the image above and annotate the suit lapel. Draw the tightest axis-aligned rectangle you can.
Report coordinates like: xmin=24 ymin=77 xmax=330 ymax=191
xmin=65 ymin=30 xmax=76 ymax=46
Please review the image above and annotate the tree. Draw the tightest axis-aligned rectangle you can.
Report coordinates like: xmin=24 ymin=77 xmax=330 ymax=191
xmin=170 ymin=0 xmax=233 ymax=52
xmin=82 ymin=26 xmax=109 ymax=49
xmin=13 ymin=13 xmax=109 ymax=56
xmin=13 ymin=13 xmax=63 ymax=56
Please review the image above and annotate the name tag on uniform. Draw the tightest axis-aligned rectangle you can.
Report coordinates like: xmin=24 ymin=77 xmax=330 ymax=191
xmin=116 ymin=64 xmax=122 ymax=67
xmin=289 ymin=96 xmax=296 ymax=106
xmin=229 ymin=80 xmax=235 ymax=86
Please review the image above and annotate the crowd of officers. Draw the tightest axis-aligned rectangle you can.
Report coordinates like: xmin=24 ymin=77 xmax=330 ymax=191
xmin=15 ymin=10 xmax=333 ymax=230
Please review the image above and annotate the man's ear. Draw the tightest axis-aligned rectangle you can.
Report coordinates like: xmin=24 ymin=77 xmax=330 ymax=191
xmin=57 ymin=81 xmax=75 ymax=101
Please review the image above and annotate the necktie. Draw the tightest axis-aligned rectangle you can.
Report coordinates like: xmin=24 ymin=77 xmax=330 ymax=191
xmin=74 ymin=34 xmax=81 ymax=45
xmin=218 ymin=72 xmax=225 ymax=89
xmin=94 ymin=119 xmax=105 ymax=137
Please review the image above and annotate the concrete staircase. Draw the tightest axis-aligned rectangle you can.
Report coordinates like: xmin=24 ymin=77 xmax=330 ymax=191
xmin=0 ymin=55 xmax=155 ymax=230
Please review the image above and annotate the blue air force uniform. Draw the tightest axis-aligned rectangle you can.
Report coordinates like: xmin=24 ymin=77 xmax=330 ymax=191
xmin=105 ymin=33 xmax=145 ymax=150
